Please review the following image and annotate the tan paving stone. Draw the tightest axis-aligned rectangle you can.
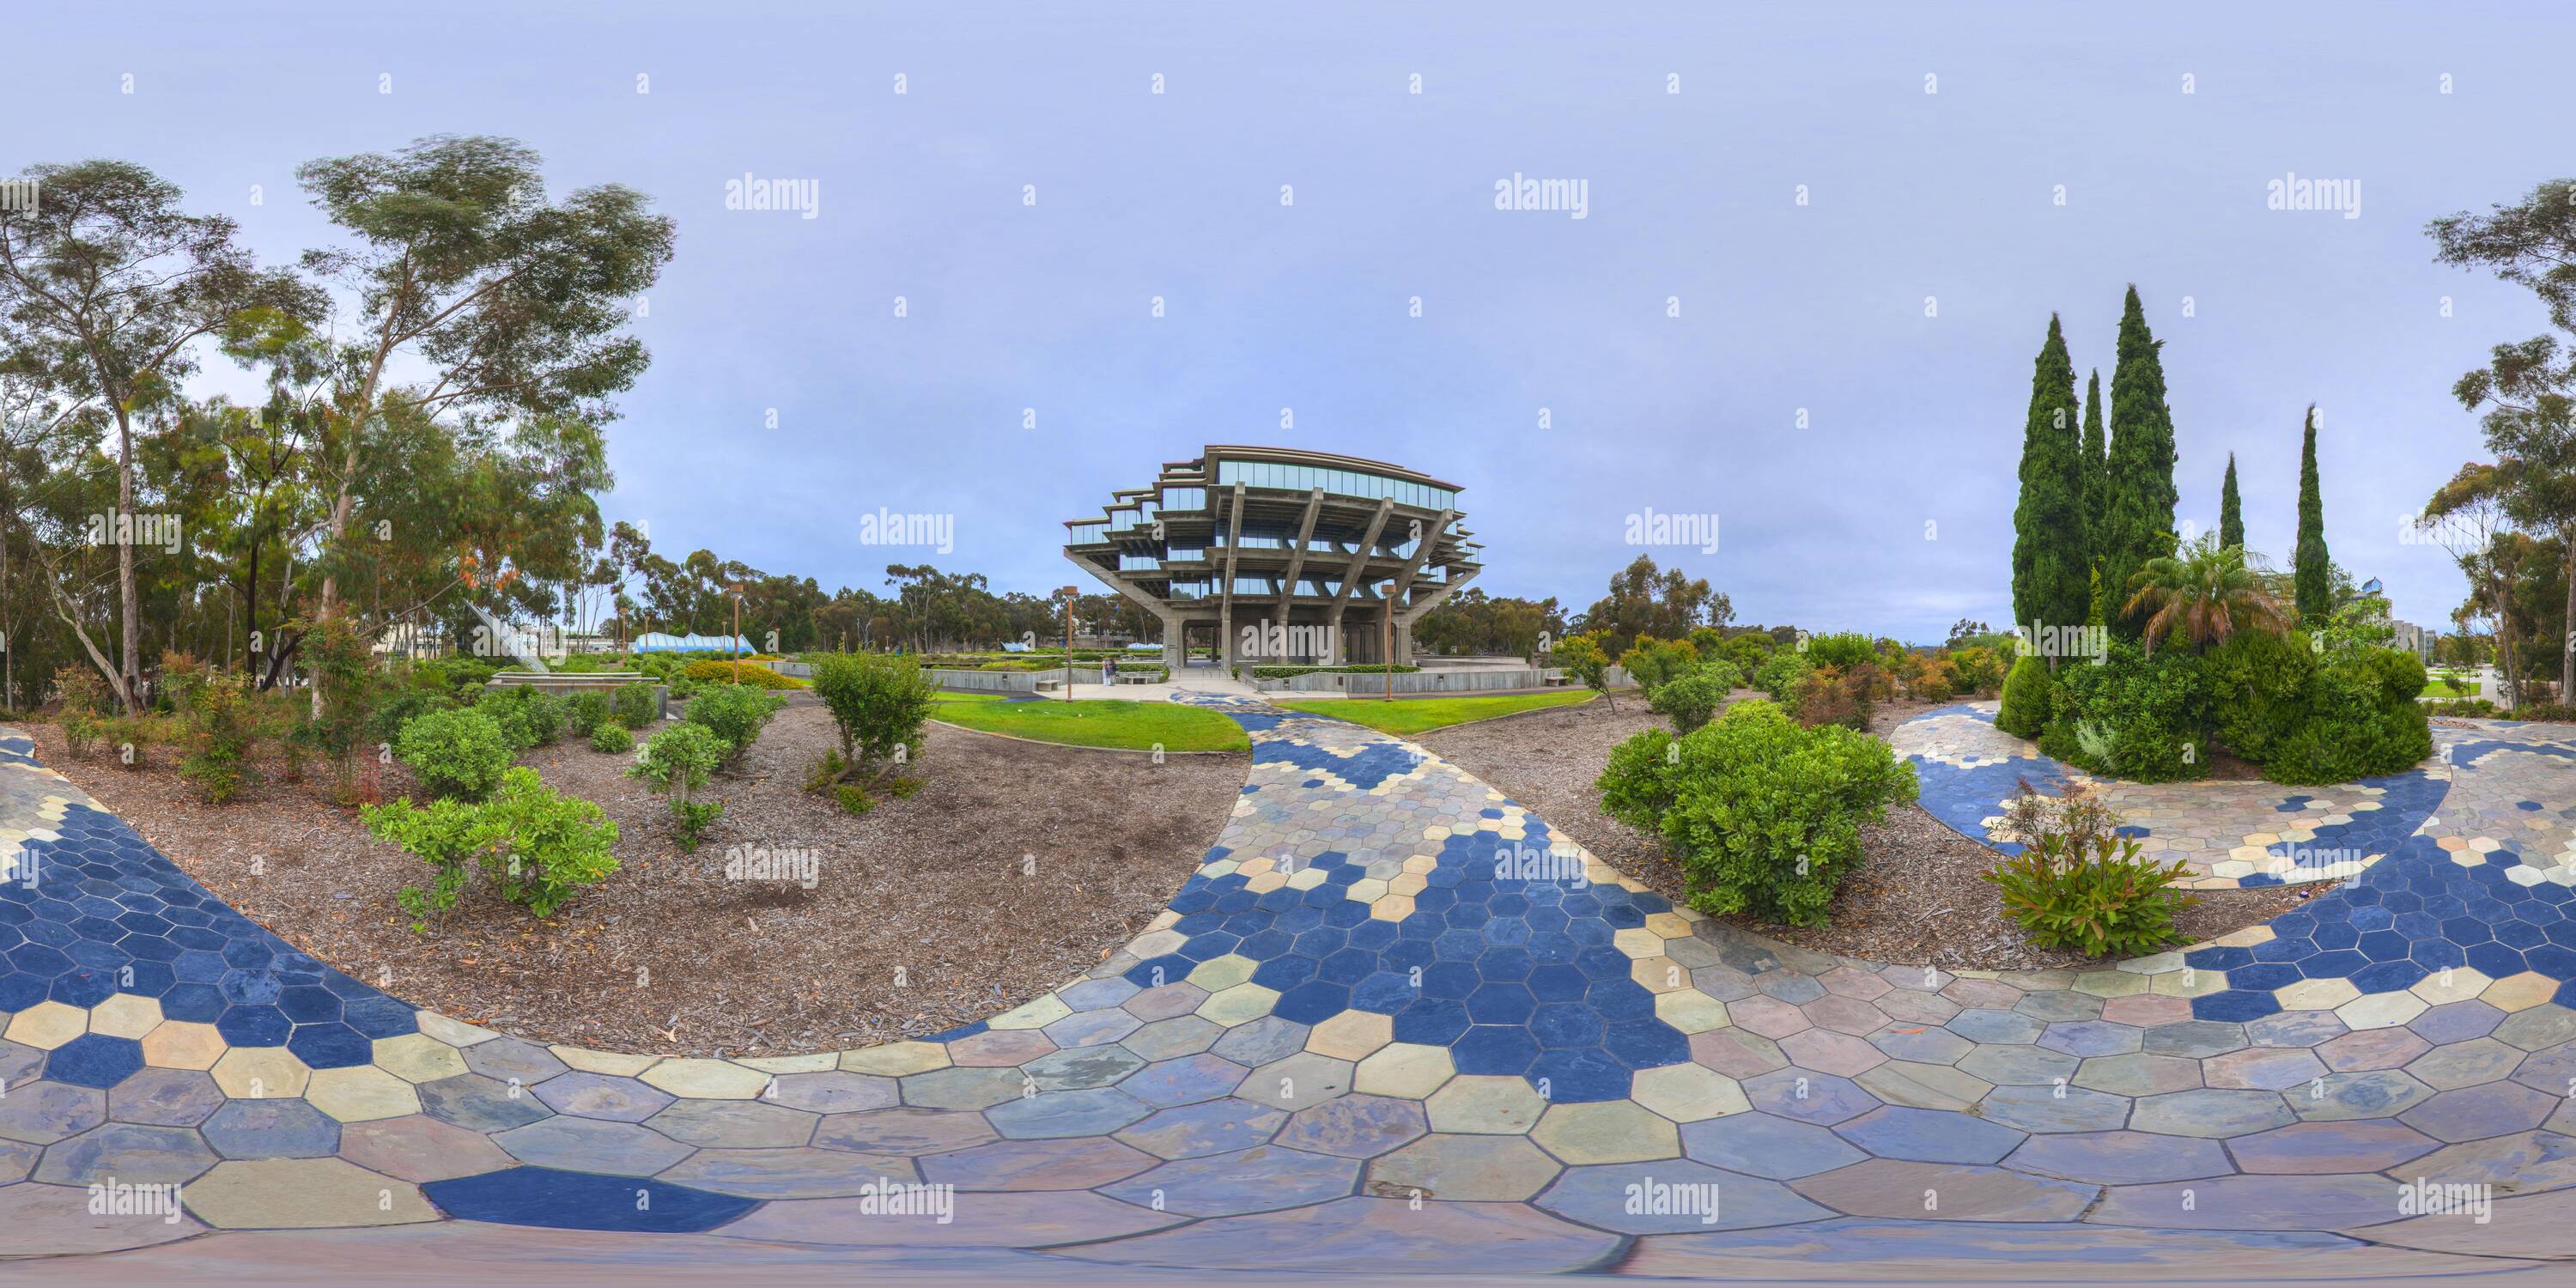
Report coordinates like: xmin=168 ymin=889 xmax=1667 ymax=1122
xmin=140 ymin=1021 xmax=226 ymax=1071
xmin=1368 ymin=1132 xmax=1563 ymax=1200
xmin=1626 ymin=1063 xmax=1750 ymax=1123
xmin=1531 ymin=1101 xmax=1680 ymax=1163
xmin=372 ymin=1034 xmax=469 ymax=1084
xmin=1425 ymin=1075 xmax=1546 ymax=1134
xmin=4 ymin=1001 xmax=84 ymax=1050
xmin=307 ymin=1066 xmax=424 ymax=1122
xmin=639 ymin=1058 xmax=773 ymax=1098
xmin=839 ymin=1042 xmax=951 ymax=1076
xmin=86 ymin=993 xmax=161 ymax=1039
xmin=184 ymin=1157 xmax=439 ymax=1229
xmin=210 ymin=1047 xmax=311 ymax=1100
xmin=1305 ymin=1011 xmax=1393 ymax=1061
xmin=1353 ymin=1043 xmax=1455 ymax=1099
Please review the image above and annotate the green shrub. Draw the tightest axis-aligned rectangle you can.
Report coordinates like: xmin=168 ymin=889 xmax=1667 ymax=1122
xmin=1752 ymin=649 xmax=1813 ymax=703
xmin=481 ymin=685 xmax=567 ymax=750
xmin=1548 ymin=633 xmax=1617 ymax=708
xmin=682 ymin=659 xmax=805 ymax=690
xmin=1601 ymin=700 xmax=1917 ymax=927
xmin=370 ymin=684 xmax=459 ymax=743
xmin=1995 ymin=655 xmax=2055 ymax=738
xmin=2040 ymin=640 xmax=2208 ymax=782
xmin=835 ymin=784 xmax=873 ymax=816
xmin=612 ymin=683 xmax=659 ymax=730
xmin=2205 ymin=629 xmax=2315 ymax=762
xmin=1598 ymin=727 xmax=1680 ymax=827
xmin=2263 ymin=648 xmax=2431 ymax=784
xmin=1716 ymin=633 xmax=1775 ymax=676
xmin=1944 ymin=645 xmax=2008 ymax=696
xmin=589 ymin=723 xmax=635 ymax=753
xmin=566 ymin=690 xmax=612 ymax=738
xmin=685 ymin=682 xmax=788 ymax=766
xmin=362 ymin=766 xmax=619 ymax=929
xmin=1803 ymin=632 xmax=1877 ymax=668
xmin=2431 ymin=697 xmax=2500 ymax=718
xmin=1618 ymin=636 xmax=1700 ymax=693
xmin=166 ymin=663 xmax=260 ymax=805
xmin=412 ymin=657 xmax=502 ymax=694
xmin=393 ymin=707 xmax=516 ymax=800
xmin=1648 ymin=669 xmax=1728 ymax=733
xmin=1985 ymin=829 xmax=2196 ymax=957
xmin=810 ymin=653 xmax=935 ymax=791
xmin=628 ymin=722 xmax=726 ymax=851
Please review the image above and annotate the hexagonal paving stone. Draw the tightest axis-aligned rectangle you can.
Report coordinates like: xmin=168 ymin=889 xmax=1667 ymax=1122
xmin=1121 ymin=1016 xmax=1223 ymax=1062
xmin=987 ymin=1088 xmax=1153 ymax=1140
xmin=182 ymin=1157 xmax=437 ymax=1228
xmin=2000 ymin=1130 xmax=2234 ymax=1184
xmin=1425 ymin=1075 xmax=1547 ymax=1134
xmin=1534 ymin=1157 xmax=1834 ymax=1233
xmin=638 ymin=1057 xmax=770 ymax=1099
xmin=106 ymin=1067 xmax=225 ymax=1126
xmin=1975 ymin=1084 xmax=2131 ymax=1134
xmin=1238 ymin=1052 xmax=1353 ymax=1111
xmin=336 ymin=1113 xmax=520 ymax=1182
xmin=1740 ymin=1069 xmax=1880 ymax=1127
xmin=532 ymin=1072 xmax=677 ymax=1122
xmin=1627 ymin=1062 xmax=1752 ymax=1123
xmin=1 ymin=1089 xmax=107 ymax=1155
xmin=1789 ymin=1158 xmax=2095 ymax=1221
xmin=1274 ymin=1094 xmax=1429 ymax=1159
xmin=918 ymin=1135 xmax=1158 ymax=1190
xmin=901 ymin=1066 xmax=1028 ymax=1111
xmin=2320 ymin=1028 xmax=2432 ymax=1072
xmin=657 ymin=1146 xmax=921 ymax=1199
xmin=2403 ymin=1037 xmax=2526 ymax=1091
xmin=34 ymin=1121 xmax=217 ymax=1186
xmin=1115 ymin=1097 xmax=1291 ymax=1160
xmin=2225 ymin=1120 xmax=2444 ymax=1175
xmin=2073 ymin=1054 xmax=2202 ymax=1097
xmin=2129 ymin=1089 xmax=2297 ymax=1139
xmin=370 ymin=1033 xmax=469 ymax=1084
xmin=491 ymin=1114 xmax=697 ymax=1176
xmin=1956 ymin=1045 xmax=2080 ymax=1087
xmin=461 ymin=1036 xmax=570 ymax=1084
xmin=415 ymin=1073 xmax=552 ymax=1133
xmin=1680 ymin=1111 xmax=1866 ymax=1179
xmin=2399 ymin=1082 xmax=2560 ymax=1144
xmin=305 ymin=1065 xmax=422 ymax=1122
xmin=644 ymin=1098 xmax=818 ymax=1148
xmin=139 ymin=1021 xmax=226 ymax=1071
xmin=1368 ymin=1132 xmax=1564 ymax=1200
xmin=1103 ymin=1145 xmax=1360 ymax=1216
xmin=1832 ymin=1106 xmax=2025 ymax=1165
xmin=210 ymin=1047 xmax=310 ymax=1100
xmin=2295 ymin=1070 xmax=2436 ymax=1121
xmin=2203 ymin=1047 xmax=2327 ymax=1092
xmin=1530 ymin=1101 xmax=1680 ymax=1165
xmin=811 ymin=1107 xmax=998 ymax=1156
xmin=201 ymin=1098 xmax=339 ymax=1159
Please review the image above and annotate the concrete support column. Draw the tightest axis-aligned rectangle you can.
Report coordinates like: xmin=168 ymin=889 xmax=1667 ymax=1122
xmin=1162 ymin=618 xmax=1184 ymax=670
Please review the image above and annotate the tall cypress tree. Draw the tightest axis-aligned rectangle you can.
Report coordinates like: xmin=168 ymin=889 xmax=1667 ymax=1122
xmin=2220 ymin=453 xmax=2244 ymax=551
xmin=2100 ymin=285 xmax=2180 ymax=635
xmin=2010 ymin=314 xmax=2090 ymax=639
xmin=2293 ymin=404 xmax=2329 ymax=623
xmin=2081 ymin=368 xmax=2109 ymax=623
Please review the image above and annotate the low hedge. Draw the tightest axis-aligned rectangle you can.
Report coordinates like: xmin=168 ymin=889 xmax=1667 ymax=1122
xmin=2040 ymin=640 xmax=2209 ymax=782
xmin=1995 ymin=655 xmax=2053 ymax=738
xmin=681 ymin=659 xmax=807 ymax=690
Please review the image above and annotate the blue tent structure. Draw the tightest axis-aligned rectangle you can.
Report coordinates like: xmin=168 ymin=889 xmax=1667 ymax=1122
xmin=631 ymin=632 xmax=754 ymax=653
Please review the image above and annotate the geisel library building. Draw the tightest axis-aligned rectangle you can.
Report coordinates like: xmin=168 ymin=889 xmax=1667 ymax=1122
xmin=1066 ymin=446 xmax=1482 ymax=668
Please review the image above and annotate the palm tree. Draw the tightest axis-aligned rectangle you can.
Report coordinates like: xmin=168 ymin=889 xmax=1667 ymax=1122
xmin=2122 ymin=536 xmax=2289 ymax=653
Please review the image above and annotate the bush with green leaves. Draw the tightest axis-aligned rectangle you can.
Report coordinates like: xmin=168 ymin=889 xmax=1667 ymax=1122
xmin=173 ymin=668 xmax=259 ymax=805
xmin=1802 ymin=632 xmax=1878 ymax=668
xmin=1985 ymin=826 xmax=2195 ymax=957
xmin=628 ymin=722 xmax=726 ymax=850
xmin=2039 ymin=640 xmax=2208 ymax=783
xmin=393 ymin=707 xmax=517 ymax=800
xmin=1751 ymin=648 xmax=1813 ymax=703
xmin=612 ymin=683 xmax=659 ymax=730
xmin=1648 ymin=668 xmax=1728 ymax=733
xmin=565 ymin=690 xmax=612 ymax=738
xmin=2264 ymin=647 xmax=2431 ymax=784
xmin=2204 ymin=629 xmax=2314 ymax=762
xmin=685 ymin=682 xmax=788 ymax=766
xmin=1598 ymin=699 xmax=1917 ymax=927
xmin=589 ymin=722 xmax=635 ymax=753
xmin=1995 ymin=655 xmax=2055 ymax=739
xmin=1618 ymin=636 xmax=1701 ymax=693
xmin=1547 ymin=633 xmax=1617 ymax=708
xmin=809 ymin=653 xmax=936 ymax=790
xmin=362 ymin=766 xmax=619 ymax=930
xmin=1943 ymin=644 xmax=2008 ymax=696
xmin=371 ymin=683 xmax=459 ymax=743
xmin=481 ymin=685 xmax=567 ymax=750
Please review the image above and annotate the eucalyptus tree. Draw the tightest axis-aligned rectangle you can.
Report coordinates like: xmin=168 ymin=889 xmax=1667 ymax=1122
xmin=0 ymin=161 xmax=315 ymax=708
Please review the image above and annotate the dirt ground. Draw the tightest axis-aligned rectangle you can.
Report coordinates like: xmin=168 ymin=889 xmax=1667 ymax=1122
xmin=1418 ymin=693 xmax=2319 ymax=972
xmin=29 ymin=707 xmax=1245 ymax=1057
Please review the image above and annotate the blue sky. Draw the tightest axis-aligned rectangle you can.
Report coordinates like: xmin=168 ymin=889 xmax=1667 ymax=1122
xmin=15 ymin=1 xmax=2567 ymax=641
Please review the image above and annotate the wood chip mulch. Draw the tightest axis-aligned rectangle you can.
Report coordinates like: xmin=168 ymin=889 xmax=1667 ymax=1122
xmin=1417 ymin=695 xmax=2324 ymax=973
xmin=28 ymin=708 xmax=1245 ymax=1057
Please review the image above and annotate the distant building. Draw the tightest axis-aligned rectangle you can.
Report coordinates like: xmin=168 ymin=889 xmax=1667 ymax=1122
xmin=1065 ymin=446 xmax=1483 ymax=667
xmin=2391 ymin=619 xmax=2432 ymax=661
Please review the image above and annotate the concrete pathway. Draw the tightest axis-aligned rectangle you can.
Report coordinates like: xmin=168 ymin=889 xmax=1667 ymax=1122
xmin=1 ymin=702 xmax=2570 ymax=1273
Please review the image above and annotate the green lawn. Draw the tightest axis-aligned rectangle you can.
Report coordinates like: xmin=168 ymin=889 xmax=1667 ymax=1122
xmin=930 ymin=696 xmax=1249 ymax=752
xmin=929 ymin=688 xmax=1009 ymax=703
xmin=1277 ymin=690 xmax=1599 ymax=736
